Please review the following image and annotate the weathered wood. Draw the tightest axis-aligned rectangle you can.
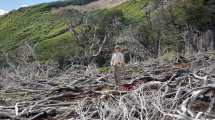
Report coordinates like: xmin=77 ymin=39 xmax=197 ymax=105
xmin=0 ymin=53 xmax=215 ymax=119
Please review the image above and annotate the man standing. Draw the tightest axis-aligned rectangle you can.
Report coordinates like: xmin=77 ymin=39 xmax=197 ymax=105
xmin=111 ymin=45 xmax=125 ymax=89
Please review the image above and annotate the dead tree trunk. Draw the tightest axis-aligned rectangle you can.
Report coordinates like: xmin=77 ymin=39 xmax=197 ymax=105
xmin=156 ymin=30 xmax=161 ymax=57
xmin=204 ymin=29 xmax=214 ymax=51
xmin=184 ymin=24 xmax=192 ymax=55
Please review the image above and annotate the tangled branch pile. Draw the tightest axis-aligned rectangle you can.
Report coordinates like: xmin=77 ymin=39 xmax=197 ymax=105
xmin=0 ymin=53 xmax=215 ymax=120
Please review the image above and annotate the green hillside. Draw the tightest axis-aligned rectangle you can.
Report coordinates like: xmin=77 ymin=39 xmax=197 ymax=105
xmin=0 ymin=0 xmax=214 ymax=65
xmin=0 ymin=0 xmax=97 ymax=60
xmin=0 ymin=0 xmax=148 ymax=61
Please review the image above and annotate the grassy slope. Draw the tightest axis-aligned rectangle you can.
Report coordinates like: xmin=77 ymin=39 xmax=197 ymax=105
xmin=0 ymin=4 xmax=75 ymax=60
xmin=115 ymin=0 xmax=149 ymax=22
xmin=0 ymin=0 xmax=149 ymax=61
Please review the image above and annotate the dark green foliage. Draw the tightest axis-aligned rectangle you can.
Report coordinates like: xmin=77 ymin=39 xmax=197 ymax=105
xmin=184 ymin=0 xmax=205 ymax=29
xmin=203 ymin=0 xmax=215 ymax=27
xmin=94 ymin=55 xmax=108 ymax=67
xmin=124 ymin=52 xmax=131 ymax=63
xmin=0 ymin=54 xmax=8 ymax=68
xmin=173 ymin=0 xmax=215 ymax=30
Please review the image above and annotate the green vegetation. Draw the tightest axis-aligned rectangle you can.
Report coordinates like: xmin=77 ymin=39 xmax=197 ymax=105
xmin=0 ymin=0 xmax=214 ymax=64
xmin=98 ymin=66 xmax=111 ymax=74
xmin=114 ymin=0 xmax=150 ymax=22
xmin=35 ymin=32 xmax=76 ymax=60
xmin=0 ymin=3 xmax=76 ymax=61
xmin=161 ymin=51 xmax=176 ymax=61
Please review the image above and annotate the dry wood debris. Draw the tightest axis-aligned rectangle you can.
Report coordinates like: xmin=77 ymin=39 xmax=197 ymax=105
xmin=0 ymin=53 xmax=215 ymax=120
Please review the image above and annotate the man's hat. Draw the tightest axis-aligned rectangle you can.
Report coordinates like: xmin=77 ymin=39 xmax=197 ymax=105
xmin=114 ymin=45 xmax=121 ymax=49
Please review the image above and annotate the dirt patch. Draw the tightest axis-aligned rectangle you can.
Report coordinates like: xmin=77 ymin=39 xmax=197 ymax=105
xmin=64 ymin=0 xmax=128 ymax=12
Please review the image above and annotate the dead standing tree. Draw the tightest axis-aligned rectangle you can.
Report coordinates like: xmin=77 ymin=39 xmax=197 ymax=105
xmin=67 ymin=8 xmax=126 ymax=65
xmin=184 ymin=24 xmax=215 ymax=56
xmin=54 ymin=8 xmax=109 ymax=65
xmin=144 ymin=1 xmax=163 ymax=58
xmin=68 ymin=22 xmax=109 ymax=65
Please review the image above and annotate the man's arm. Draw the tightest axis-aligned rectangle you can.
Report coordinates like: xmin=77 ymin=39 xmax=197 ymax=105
xmin=120 ymin=53 xmax=125 ymax=64
xmin=110 ymin=53 xmax=115 ymax=66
